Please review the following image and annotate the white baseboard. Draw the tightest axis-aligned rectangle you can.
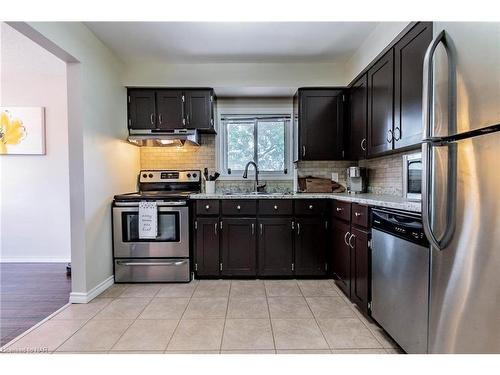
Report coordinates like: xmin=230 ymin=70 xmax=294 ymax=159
xmin=69 ymin=275 xmax=114 ymax=304
xmin=0 ymin=257 xmax=71 ymax=263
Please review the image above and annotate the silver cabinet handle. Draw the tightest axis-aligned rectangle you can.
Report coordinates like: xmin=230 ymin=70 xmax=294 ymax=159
xmin=182 ymin=118 xmax=186 ymax=126
xmin=251 ymin=223 xmax=255 ymax=235
xmin=236 ymin=205 xmax=241 ymax=210
xmin=214 ymin=222 xmax=218 ymax=236
xmin=297 ymin=222 xmax=301 ymax=236
xmin=186 ymin=114 xmax=190 ymax=125
xmin=205 ymin=204 xmax=210 ymax=210
xmin=260 ymin=223 xmax=263 ymax=236
xmin=394 ymin=126 xmax=401 ymax=140
xmin=274 ymin=205 xmax=278 ymax=210
xmin=116 ymin=260 xmax=187 ymax=266
xmin=309 ymin=205 xmax=314 ymax=210
xmin=150 ymin=113 xmax=155 ymax=125
xmin=158 ymin=113 xmax=163 ymax=124
xmin=302 ymin=145 xmax=306 ymax=157
xmin=344 ymin=231 xmax=350 ymax=246
xmin=354 ymin=212 xmax=361 ymax=217
xmin=336 ymin=207 xmax=343 ymax=212
xmin=386 ymin=129 xmax=393 ymax=143
xmin=348 ymin=233 xmax=355 ymax=248
xmin=361 ymin=138 xmax=367 ymax=151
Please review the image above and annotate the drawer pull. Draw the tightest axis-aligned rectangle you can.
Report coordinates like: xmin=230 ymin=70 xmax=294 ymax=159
xmin=236 ymin=205 xmax=241 ymax=210
xmin=274 ymin=205 xmax=278 ymax=210
xmin=205 ymin=204 xmax=210 ymax=210
xmin=309 ymin=205 xmax=314 ymax=210
xmin=336 ymin=207 xmax=343 ymax=212
xmin=354 ymin=212 xmax=362 ymax=217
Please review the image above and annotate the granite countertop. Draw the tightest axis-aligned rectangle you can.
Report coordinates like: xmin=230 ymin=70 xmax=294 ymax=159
xmin=189 ymin=192 xmax=421 ymax=213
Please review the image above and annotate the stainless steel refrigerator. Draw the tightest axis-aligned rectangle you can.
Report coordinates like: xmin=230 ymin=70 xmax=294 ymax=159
xmin=422 ymin=22 xmax=500 ymax=353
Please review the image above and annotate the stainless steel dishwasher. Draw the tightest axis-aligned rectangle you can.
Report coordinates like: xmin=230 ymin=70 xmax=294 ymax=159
xmin=371 ymin=208 xmax=430 ymax=354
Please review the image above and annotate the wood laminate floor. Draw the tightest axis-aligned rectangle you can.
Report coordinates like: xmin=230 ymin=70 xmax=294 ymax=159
xmin=0 ymin=263 xmax=71 ymax=347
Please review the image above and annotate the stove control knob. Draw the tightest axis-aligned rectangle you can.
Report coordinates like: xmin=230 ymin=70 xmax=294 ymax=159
xmin=187 ymin=173 xmax=191 ymax=178
xmin=142 ymin=173 xmax=147 ymax=178
xmin=148 ymin=173 xmax=153 ymax=178
xmin=193 ymin=173 xmax=197 ymax=178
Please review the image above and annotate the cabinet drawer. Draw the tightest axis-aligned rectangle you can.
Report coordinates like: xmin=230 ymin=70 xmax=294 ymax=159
xmin=294 ymin=200 xmax=328 ymax=216
xmin=332 ymin=200 xmax=351 ymax=221
xmin=259 ymin=200 xmax=293 ymax=216
xmin=221 ymin=200 xmax=257 ymax=216
xmin=351 ymin=203 xmax=369 ymax=228
xmin=196 ymin=200 xmax=220 ymax=215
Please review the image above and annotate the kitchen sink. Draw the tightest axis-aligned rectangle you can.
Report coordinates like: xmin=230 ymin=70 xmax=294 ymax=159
xmin=223 ymin=192 xmax=290 ymax=196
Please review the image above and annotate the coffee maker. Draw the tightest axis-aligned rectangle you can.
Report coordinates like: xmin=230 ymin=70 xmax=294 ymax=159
xmin=346 ymin=167 xmax=367 ymax=194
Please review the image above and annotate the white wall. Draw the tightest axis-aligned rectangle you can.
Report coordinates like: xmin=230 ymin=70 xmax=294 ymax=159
xmin=345 ymin=22 xmax=410 ymax=82
xmin=123 ymin=62 xmax=348 ymax=95
xmin=0 ymin=23 xmax=71 ymax=262
xmin=9 ymin=22 xmax=140 ymax=300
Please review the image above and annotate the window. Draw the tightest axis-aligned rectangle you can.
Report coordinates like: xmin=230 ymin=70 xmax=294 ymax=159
xmin=221 ymin=115 xmax=290 ymax=177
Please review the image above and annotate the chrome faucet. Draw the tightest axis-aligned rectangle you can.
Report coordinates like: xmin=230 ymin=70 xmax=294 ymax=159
xmin=243 ymin=161 xmax=266 ymax=193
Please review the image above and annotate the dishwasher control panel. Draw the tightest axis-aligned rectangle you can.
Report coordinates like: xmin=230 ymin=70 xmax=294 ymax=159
xmin=371 ymin=208 xmax=428 ymax=247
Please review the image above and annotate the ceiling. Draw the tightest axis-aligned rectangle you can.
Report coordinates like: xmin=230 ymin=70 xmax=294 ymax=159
xmin=86 ymin=22 xmax=379 ymax=64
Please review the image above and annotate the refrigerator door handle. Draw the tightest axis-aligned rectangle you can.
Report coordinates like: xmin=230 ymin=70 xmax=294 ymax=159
xmin=422 ymin=30 xmax=457 ymax=142
xmin=422 ymin=30 xmax=457 ymax=251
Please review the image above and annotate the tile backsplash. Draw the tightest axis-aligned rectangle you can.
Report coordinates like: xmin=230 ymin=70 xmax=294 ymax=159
xmin=139 ymin=134 xmax=412 ymax=197
xmin=359 ymin=152 xmax=407 ymax=196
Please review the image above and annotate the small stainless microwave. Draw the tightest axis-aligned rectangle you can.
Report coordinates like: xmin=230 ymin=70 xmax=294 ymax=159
xmin=402 ymin=153 xmax=422 ymax=201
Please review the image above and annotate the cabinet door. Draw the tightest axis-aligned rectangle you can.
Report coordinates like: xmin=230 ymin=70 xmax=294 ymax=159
xmin=128 ymin=89 xmax=156 ymax=130
xmin=221 ymin=218 xmax=257 ymax=276
xmin=331 ymin=219 xmax=351 ymax=297
xmin=294 ymin=217 xmax=327 ymax=276
xmin=349 ymin=74 xmax=368 ymax=160
xmin=258 ymin=218 xmax=294 ymax=276
xmin=185 ymin=90 xmax=213 ymax=130
xmin=194 ymin=217 xmax=220 ymax=277
xmin=367 ymin=49 xmax=394 ymax=156
xmin=156 ymin=90 xmax=184 ymax=130
xmin=394 ymin=22 xmax=433 ymax=149
xmin=349 ymin=227 xmax=370 ymax=314
xmin=299 ymin=89 xmax=344 ymax=160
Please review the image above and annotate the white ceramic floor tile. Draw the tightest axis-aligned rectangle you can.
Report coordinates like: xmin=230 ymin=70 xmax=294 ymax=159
xmin=51 ymin=298 xmax=112 ymax=320
xmin=111 ymin=320 xmax=178 ymax=351
xmin=183 ymin=297 xmax=228 ymax=319
xmin=166 ymin=319 xmax=225 ymax=351
xmin=93 ymin=298 xmax=151 ymax=320
xmin=221 ymin=319 xmax=274 ymax=350
xmin=226 ymin=297 xmax=269 ymax=319
xmin=192 ymin=280 xmax=231 ymax=298
xmin=120 ymin=284 xmax=161 ymax=298
xmin=268 ymin=296 xmax=313 ymax=319
xmin=306 ymin=297 xmax=356 ymax=319
xmin=264 ymin=280 xmax=302 ymax=297
xmin=272 ymin=319 xmax=329 ymax=350
xmin=317 ymin=318 xmax=382 ymax=349
xmin=138 ymin=298 xmax=189 ymax=320
xmin=156 ymin=281 xmax=198 ymax=298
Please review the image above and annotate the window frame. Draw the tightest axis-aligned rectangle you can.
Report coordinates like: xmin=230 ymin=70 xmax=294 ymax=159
xmin=218 ymin=114 xmax=292 ymax=180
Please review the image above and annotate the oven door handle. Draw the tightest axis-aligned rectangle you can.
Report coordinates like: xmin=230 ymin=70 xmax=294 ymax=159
xmin=116 ymin=260 xmax=188 ymax=267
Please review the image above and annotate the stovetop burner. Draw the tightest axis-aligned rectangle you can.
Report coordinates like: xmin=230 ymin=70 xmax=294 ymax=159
xmin=113 ymin=170 xmax=201 ymax=202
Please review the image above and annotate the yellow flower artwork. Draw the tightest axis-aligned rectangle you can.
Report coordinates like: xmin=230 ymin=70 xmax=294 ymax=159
xmin=0 ymin=110 xmax=27 ymax=154
xmin=0 ymin=107 xmax=45 ymax=155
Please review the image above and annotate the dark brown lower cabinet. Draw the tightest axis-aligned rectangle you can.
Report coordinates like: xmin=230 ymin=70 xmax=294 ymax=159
xmin=331 ymin=202 xmax=371 ymax=314
xmin=221 ymin=218 xmax=257 ymax=277
xmin=294 ymin=217 xmax=328 ymax=276
xmin=349 ymin=227 xmax=370 ymax=314
xmin=331 ymin=219 xmax=351 ymax=296
xmin=258 ymin=218 xmax=294 ymax=276
xmin=194 ymin=217 xmax=220 ymax=277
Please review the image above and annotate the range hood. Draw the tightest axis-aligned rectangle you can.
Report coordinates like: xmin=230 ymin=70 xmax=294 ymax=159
xmin=127 ymin=129 xmax=200 ymax=147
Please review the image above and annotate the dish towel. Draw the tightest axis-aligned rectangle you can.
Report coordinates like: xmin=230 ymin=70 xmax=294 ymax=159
xmin=138 ymin=201 xmax=158 ymax=239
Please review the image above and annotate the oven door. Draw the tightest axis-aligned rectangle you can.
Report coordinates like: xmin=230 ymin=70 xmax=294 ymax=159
xmin=113 ymin=203 xmax=189 ymax=258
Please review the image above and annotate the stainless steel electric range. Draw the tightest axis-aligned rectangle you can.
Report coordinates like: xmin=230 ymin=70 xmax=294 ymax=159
xmin=112 ymin=170 xmax=201 ymax=283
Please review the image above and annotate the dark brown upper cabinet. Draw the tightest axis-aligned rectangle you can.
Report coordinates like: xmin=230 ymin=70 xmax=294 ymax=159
xmin=393 ymin=22 xmax=432 ymax=149
xmin=127 ymin=88 xmax=216 ymax=133
xmin=367 ymin=48 xmax=394 ymax=156
xmin=348 ymin=74 xmax=368 ymax=160
xmin=155 ymin=89 xmax=184 ymax=131
xmin=128 ymin=90 xmax=156 ymax=130
xmin=185 ymin=90 xmax=214 ymax=131
xmin=293 ymin=88 xmax=346 ymax=161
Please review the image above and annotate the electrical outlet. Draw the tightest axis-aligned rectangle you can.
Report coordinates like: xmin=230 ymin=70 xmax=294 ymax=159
xmin=331 ymin=172 xmax=339 ymax=182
